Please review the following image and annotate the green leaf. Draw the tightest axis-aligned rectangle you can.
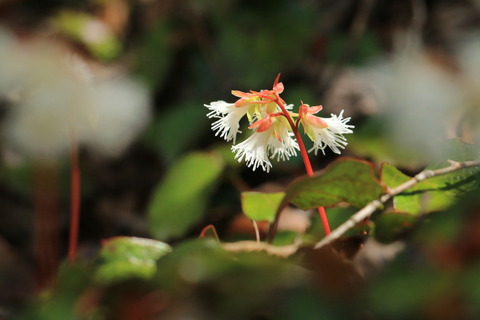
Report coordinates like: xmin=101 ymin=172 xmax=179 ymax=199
xmin=381 ymin=162 xmax=479 ymax=215
xmin=241 ymin=192 xmax=285 ymax=222
xmin=282 ymin=158 xmax=386 ymax=210
xmin=95 ymin=237 xmax=172 ymax=283
xmin=147 ymin=152 xmax=224 ymax=240
xmin=374 ymin=211 xmax=417 ymax=243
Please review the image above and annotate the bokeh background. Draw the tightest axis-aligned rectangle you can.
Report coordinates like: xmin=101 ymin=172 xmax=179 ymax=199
xmin=0 ymin=0 xmax=480 ymax=319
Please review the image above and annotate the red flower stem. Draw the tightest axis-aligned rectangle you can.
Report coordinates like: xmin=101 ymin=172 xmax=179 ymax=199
xmin=68 ymin=137 xmax=81 ymax=263
xmin=274 ymin=94 xmax=331 ymax=235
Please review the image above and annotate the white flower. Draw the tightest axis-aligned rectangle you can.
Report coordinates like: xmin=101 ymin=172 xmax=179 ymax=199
xmin=0 ymin=28 xmax=150 ymax=160
xmin=2 ymin=40 xmax=96 ymax=159
xmin=231 ymin=117 xmax=298 ymax=172
xmin=205 ymin=100 xmax=248 ymax=143
xmin=304 ymin=110 xmax=354 ymax=155
xmin=85 ymin=77 xmax=151 ymax=156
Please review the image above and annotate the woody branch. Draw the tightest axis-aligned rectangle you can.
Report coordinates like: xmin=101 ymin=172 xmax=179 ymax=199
xmin=313 ymin=159 xmax=480 ymax=249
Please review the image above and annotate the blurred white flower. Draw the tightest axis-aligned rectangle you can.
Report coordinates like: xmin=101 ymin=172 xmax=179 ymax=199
xmin=362 ymin=50 xmax=464 ymax=160
xmin=0 ymin=28 xmax=151 ymax=160
xmin=86 ymin=77 xmax=151 ymax=156
xmin=455 ymin=34 xmax=480 ymax=144
xmin=456 ymin=34 xmax=480 ymax=90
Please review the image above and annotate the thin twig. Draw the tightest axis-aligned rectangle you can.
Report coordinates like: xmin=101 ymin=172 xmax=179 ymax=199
xmin=251 ymin=220 xmax=261 ymax=243
xmin=314 ymin=159 xmax=480 ymax=249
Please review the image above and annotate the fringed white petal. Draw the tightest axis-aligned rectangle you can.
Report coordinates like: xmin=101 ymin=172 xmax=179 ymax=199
xmin=307 ymin=110 xmax=354 ymax=155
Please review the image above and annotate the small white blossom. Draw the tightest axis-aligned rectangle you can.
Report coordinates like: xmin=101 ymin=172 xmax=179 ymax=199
xmin=305 ymin=110 xmax=354 ymax=155
xmin=205 ymin=100 xmax=248 ymax=143
xmin=232 ymin=118 xmax=298 ymax=172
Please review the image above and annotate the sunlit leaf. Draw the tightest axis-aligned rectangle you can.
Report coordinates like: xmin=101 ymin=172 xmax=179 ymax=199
xmin=96 ymin=237 xmax=172 ymax=283
xmin=282 ymin=158 xmax=386 ymax=210
xmin=241 ymin=191 xmax=285 ymax=222
xmin=381 ymin=162 xmax=479 ymax=215
xmin=271 ymin=231 xmax=298 ymax=246
xmin=147 ymin=152 xmax=224 ymax=240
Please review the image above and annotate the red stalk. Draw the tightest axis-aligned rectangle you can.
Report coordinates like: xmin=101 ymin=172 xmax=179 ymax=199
xmin=274 ymin=93 xmax=331 ymax=236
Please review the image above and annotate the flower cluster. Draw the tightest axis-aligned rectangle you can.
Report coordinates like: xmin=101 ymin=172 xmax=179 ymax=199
xmin=205 ymin=75 xmax=354 ymax=172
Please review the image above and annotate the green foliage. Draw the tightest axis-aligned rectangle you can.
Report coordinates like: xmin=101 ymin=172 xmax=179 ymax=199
xmin=381 ymin=140 xmax=480 ymax=215
xmin=6 ymin=1 xmax=480 ymax=319
xmin=147 ymin=152 xmax=224 ymax=240
xmin=154 ymin=239 xmax=307 ymax=319
xmin=0 ymin=160 xmax=33 ymax=195
xmin=368 ymin=261 xmax=450 ymax=317
xmin=367 ymin=187 xmax=480 ymax=318
xmin=241 ymin=191 xmax=285 ymax=222
xmin=382 ymin=163 xmax=464 ymax=215
xmin=373 ymin=211 xmax=416 ymax=243
xmin=95 ymin=237 xmax=172 ymax=284
xmin=52 ymin=10 xmax=121 ymax=61
xmin=22 ymin=264 xmax=94 ymax=320
xmin=21 ymin=186 xmax=480 ymax=319
xmin=282 ymin=158 xmax=386 ymax=210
